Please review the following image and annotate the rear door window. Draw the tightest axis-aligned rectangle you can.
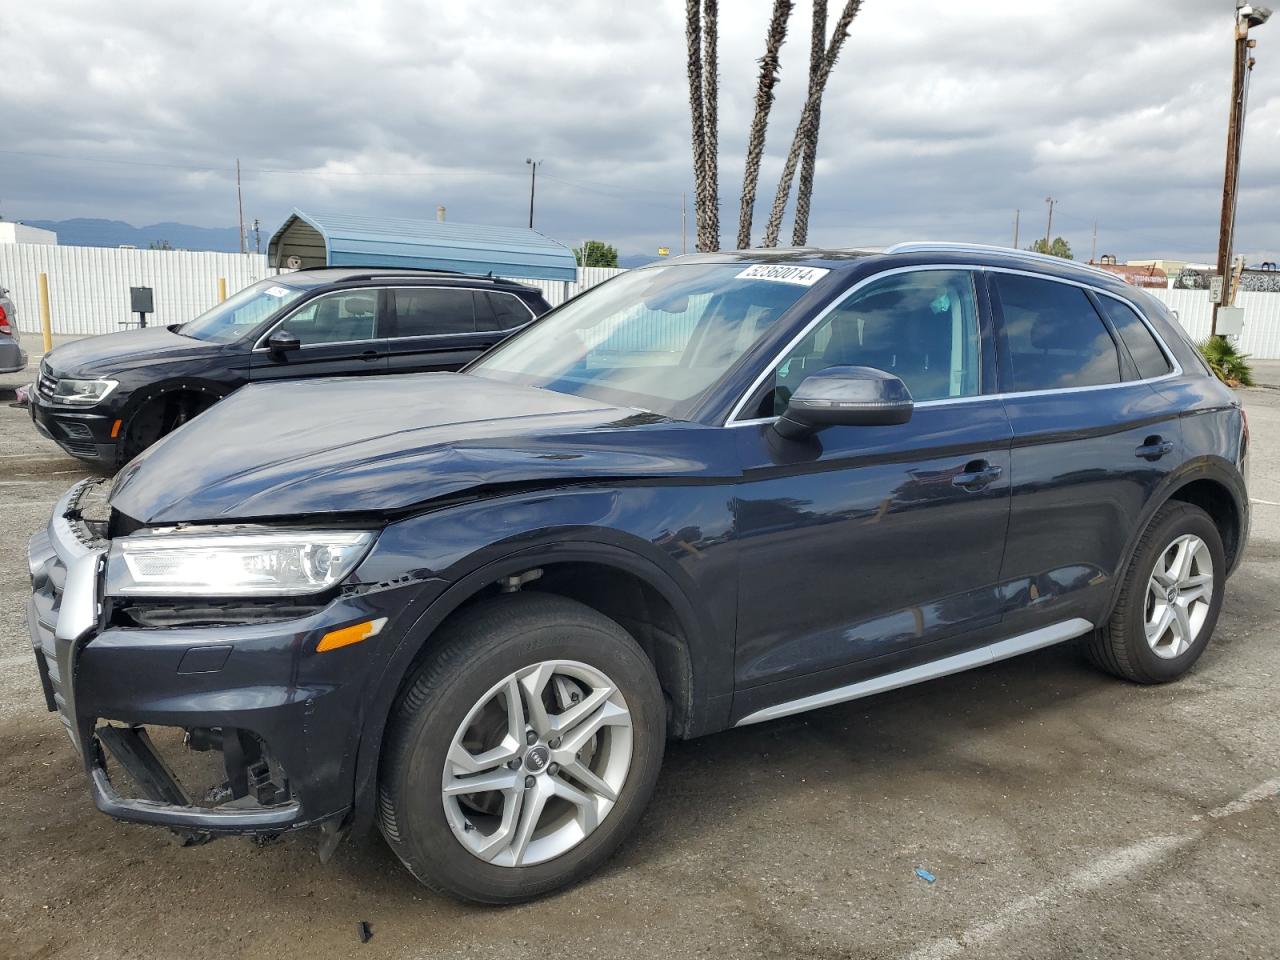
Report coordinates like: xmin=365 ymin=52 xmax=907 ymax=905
xmin=994 ymin=274 xmax=1121 ymax=392
xmin=392 ymin=288 xmax=475 ymax=337
xmin=1095 ymin=296 xmax=1173 ymax=380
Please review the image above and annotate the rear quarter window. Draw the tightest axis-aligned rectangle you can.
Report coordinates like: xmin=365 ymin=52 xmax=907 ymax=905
xmin=1096 ymin=296 xmax=1173 ymax=380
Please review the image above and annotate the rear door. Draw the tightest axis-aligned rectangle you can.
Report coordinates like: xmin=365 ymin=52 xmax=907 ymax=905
xmin=385 ymin=287 xmax=510 ymax=373
xmin=991 ymin=271 xmax=1182 ymax=636
xmin=251 ymin=288 xmax=389 ymax=381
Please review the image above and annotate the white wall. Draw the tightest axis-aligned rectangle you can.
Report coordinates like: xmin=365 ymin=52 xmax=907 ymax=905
xmin=0 ymin=242 xmax=627 ymax=337
xmin=5 ymin=241 xmax=1280 ymax=359
xmin=0 ymin=245 xmax=273 ymax=335
xmin=1146 ymin=288 xmax=1280 ymax=358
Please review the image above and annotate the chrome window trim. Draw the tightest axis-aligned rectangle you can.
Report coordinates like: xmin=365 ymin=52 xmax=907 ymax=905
xmin=724 ymin=263 xmax=1182 ymax=426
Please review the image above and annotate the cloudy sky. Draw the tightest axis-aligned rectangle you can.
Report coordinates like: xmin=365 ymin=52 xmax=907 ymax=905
xmin=3 ymin=0 xmax=1278 ymax=263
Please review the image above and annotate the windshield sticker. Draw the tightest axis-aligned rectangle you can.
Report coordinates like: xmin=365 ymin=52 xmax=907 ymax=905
xmin=263 ymin=285 xmax=293 ymax=298
xmin=735 ymin=264 xmax=830 ymax=286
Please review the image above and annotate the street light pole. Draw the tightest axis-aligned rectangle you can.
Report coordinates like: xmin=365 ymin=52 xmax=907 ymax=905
xmin=525 ymin=158 xmax=540 ymax=229
xmin=1043 ymin=197 xmax=1055 ymax=251
xmin=1213 ymin=2 xmax=1271 ymax=336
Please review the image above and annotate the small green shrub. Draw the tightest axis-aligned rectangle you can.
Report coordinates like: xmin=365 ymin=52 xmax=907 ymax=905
xmin=1198 ymin=335 xmax=1254 ymax=387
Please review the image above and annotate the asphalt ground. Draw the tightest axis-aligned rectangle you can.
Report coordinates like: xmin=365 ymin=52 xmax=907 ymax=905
xmin=1 ymin=365 xmax=1278 ymax=960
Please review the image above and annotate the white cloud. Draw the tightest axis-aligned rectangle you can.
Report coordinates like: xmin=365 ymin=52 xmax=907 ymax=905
xmin=1 ymin=0 xmax=1276 ymax=262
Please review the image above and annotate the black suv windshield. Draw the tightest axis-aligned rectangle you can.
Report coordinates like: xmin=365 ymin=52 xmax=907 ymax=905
xmin=179 ymin=278 xmax=314 ymax=343
xmin=469 ymin=262 xmax=822 ymax=417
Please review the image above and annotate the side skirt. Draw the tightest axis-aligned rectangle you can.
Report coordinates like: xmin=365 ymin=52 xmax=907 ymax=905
xmin=734 ymin=617 xmax=1094 ymax=727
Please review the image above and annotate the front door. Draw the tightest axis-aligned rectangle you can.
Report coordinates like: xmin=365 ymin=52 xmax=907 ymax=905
xmin=731 ymin=268 xmax=1013 ymax=714
xmin=251 ymin=289 xmax=389 ymax=381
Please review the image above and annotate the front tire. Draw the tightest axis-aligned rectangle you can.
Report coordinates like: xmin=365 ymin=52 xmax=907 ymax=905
xmin=1087 ymin=501 xmax=1226 ymax=683
xmin=378 ymin=592 xmax=666 ymax=904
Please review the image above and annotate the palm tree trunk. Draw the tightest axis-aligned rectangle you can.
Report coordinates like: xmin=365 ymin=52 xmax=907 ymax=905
xmin=737 ymin=0 xmax=794 ymax=250
xmin=762 ymin=0 xmax=863 ymax=248
xmin=685 ymin=0 xmax=711 ymax=251
xmin=701 ymin=0 xmax=720 ymax=251
xmin=791 ymin=0 xmax=827 ymax=246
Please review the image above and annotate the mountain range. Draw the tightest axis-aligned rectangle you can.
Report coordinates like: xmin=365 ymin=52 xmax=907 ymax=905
xmin=25 ymin=218 xmax=250 ymax=252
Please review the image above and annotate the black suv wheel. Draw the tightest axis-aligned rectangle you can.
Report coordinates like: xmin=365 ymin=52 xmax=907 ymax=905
xmin=377 ymin=592 xmax=666 ymax=903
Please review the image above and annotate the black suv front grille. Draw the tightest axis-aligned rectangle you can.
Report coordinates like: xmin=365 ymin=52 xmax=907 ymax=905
xmin=37 ymin=366 xmax=57 ymax=402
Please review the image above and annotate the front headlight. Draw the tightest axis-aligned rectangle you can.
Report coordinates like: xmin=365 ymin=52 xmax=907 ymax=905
xmin=105 ymin=529 xmax=376 ymax=597
xmin=54 ymin=378 xmax=118 ymax=405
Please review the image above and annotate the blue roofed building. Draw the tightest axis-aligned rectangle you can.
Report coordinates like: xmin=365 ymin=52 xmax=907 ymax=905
xmin=267 ymin=209 xmax=578 ymax=282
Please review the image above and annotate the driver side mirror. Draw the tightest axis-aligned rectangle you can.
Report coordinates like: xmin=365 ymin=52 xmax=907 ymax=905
xmin=267 ymin=330 xmax=301 ymax=357
xmin=774 ymin=366 xmax=914 ymax=440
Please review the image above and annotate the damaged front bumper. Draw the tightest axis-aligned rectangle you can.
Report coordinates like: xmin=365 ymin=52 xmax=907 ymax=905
xmin=27 ymin=479 xmax=420 ymax=838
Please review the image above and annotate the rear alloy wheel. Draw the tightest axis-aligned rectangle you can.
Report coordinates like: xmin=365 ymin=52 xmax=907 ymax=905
xmin=1087 ymin=502 xmax=1226 ymax=683
xmin=378 ymin=593 xmax=665 ymax=903
xmin=1143 ymin=533 xmax=1215 ymax=660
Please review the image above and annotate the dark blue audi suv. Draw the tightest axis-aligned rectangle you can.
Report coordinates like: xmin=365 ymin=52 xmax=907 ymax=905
xmin=27 ymin=243 xmax=1248 ymax=903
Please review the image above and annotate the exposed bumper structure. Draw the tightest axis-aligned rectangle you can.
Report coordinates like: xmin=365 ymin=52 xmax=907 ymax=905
xmin=26 ymin=479 xmax=422 ymax=836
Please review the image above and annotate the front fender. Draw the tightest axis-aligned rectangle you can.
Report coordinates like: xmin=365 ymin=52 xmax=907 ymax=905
xmin=344 ymin=483 xmax=738 ymax=829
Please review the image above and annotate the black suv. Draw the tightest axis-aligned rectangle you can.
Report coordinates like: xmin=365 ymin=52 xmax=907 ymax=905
xmin=27 ymin=244 xmax=1248 ymax=903
xmin=29 ymin=267 xmax=550 ymax=465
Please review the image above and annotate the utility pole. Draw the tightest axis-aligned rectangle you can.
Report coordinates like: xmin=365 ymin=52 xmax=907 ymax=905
xmin=1012 ymin=208 xmax=1020 ymax=248
xmin=525 ymin=158 xmax=540 ymax=229
xmin=236 ymin=158 xmax=246 ymax=255
xmin=1043 ymin=196 xmax=1055 ymax=251
xmin=681 ymin=192 xmax=688 ymax=255
xmin=253 ymin=218 xmax=261 ymax=255
xmin=1213 ymin=2 xmax=1270 ymax=336
xmin=1091 ymin=220 xmax=1098 ymax=263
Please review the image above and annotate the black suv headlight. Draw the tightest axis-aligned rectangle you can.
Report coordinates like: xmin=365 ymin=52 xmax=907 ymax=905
xmin=53 ymin=377 xmax=119 ymax=405
xmin=105 ymin=528 xmax=376 ymax=597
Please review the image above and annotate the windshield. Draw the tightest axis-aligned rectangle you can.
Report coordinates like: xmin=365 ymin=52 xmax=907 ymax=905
xmin=468 ymin=262 xmax=823 ymax=417
xmin=179 ymin=278 xmax=311 ymax=343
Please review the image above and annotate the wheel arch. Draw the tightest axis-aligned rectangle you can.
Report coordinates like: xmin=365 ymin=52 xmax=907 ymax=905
xmin=349 ymin=535 xmax=728 ymax=831
xmin=1106 ymin=460 xmax=1247 ymax=619
xmin=115 ymin=377 xmax=235 ymax=461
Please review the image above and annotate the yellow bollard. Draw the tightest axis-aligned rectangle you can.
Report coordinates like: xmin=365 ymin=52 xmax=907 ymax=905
xmin=218 ymin=277 xmax=228 ymax=302
xmin=38 ymin=272 xmax=53 ymax=353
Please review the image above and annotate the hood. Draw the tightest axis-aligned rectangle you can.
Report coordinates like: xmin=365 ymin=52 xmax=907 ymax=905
xmin=109 ymin=373 xmax=725 ymax=524
xmin=44 ymin=326 xmax=217 ymax=377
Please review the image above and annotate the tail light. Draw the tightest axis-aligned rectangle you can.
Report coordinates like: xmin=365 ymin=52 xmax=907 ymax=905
xmin=0 ymin=304 xmax=9 ymax=335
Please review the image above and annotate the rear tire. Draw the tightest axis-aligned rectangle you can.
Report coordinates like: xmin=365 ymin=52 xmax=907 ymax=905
xmin=378 ymin=592 xmax=666 ymax=904
xmin=1086 ymin=501 xmax=1225 ymax=683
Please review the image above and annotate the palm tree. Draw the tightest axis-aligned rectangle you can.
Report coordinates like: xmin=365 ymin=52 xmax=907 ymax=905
xmin=737 ymin=0 xmax=794 ymax=250
xmin=791 ymin=0 xmax=827 ymax=246
xmin=685 ymin=0 xmax=720 ymax=252
xmin=763 ymin=0 xmax=863 ymax=247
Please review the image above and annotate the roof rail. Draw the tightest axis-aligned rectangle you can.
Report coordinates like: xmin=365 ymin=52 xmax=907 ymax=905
xmin=883 ymin=242 xmax=1120 ymax=282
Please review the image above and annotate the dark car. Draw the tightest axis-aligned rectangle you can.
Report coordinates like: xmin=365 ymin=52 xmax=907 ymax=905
xmin=27 ymin=243 xmax=1248 ymax=903
xmin=28 ymin=267 xmax=549 ymax=465
xmin=0 ymin=285 xmax=26 ymax=373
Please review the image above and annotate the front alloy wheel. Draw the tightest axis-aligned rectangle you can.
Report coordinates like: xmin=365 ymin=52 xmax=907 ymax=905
xmin=443 ymin=660 xmax=633 ymax=867
xmin=378 ymin=592 xmax=665 ymax=903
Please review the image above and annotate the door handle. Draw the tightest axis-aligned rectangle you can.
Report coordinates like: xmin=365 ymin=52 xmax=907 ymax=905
xmin=360 ymin=350 xmax=380 ymax=362
xmin=1135 ymin=436 xmax=1174 ymax=461
xmin=952 ymin=460 xmax=1003 ymax=491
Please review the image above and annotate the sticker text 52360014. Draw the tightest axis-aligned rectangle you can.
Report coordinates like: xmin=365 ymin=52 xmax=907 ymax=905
xmin=735 ymin=264 xmax=831 ymax=286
